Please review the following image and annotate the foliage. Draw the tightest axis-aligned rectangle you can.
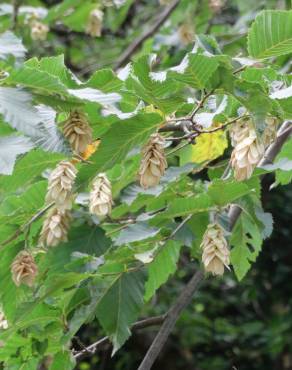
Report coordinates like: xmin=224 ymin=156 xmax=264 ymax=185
xmin=0 ymin=0 xmax=291 ymax=369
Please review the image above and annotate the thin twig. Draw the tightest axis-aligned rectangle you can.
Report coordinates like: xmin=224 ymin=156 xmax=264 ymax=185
xmin=74 ymin=315 xmax=165 ymax=360
xmin=115 ymin=0 xmax=181 ymax=69
xmin=11 ymin=0 xmax=20 ymax=30
xmin=0 ymin=202 xmax=54 ymax=250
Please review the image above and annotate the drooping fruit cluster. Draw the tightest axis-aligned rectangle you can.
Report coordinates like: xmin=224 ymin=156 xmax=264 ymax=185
xmin=63 ymin=111 xmax=93 ymax=155
xmin=45 ymin=161 xmax=77 ymax=211
xmin=86 ymin=8 xmax=104 ymax=37
xmin=263 ymin=116 xmax=278 ymax=148
xmin=208 ymin=0 xmax=224 ymax=13
xmin=39 ymin=208 xmax=72 ymax=247
xmin=89 ymin=173 xmax=113 ymax=217
xmin=11 ymin=250 xmax=38 ymax=287
xmin=30 ymin=19 xmax=49 ymax=41
xmin=0 ymin=310 xmax=8 ymax=330
xmin=230 ymin=119 xmax=264 ymax=181
xmin=178 ymin=23 xmax=195 ymax=45
xmin=201 ymin=223 xmax=230 ymax=276
xmin=138 ymin=133 xmax=167 ymax=189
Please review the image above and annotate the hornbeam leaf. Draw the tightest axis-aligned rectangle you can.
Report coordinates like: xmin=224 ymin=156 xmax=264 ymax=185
xmin=144 ymin=240 xmax=182 ymax=301
xmin=248 ymin=10 xmax=292 ymax=58
xmin=0 ymin=135 xmax=34 ymax=175
xmin=0 ymin=87 xmax=41 ymax=137
xmin=96 ymin=270 xmax=146 ymax=353
xmin=0 ymin=31 xmax=26 ymax=59
xmin=230 ymin=212 xmax=263 ymax=281
xmin=68 ymin=88 xmax=121 ymax=104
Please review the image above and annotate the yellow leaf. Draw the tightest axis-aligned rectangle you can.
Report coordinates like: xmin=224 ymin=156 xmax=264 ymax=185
xmin=191 ymin=131 xmax=227 ymax=163
xmin=81 ymin=139 xmax=101 ymax=160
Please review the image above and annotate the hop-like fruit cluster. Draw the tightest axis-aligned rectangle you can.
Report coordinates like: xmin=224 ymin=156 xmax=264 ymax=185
xmin=30 ymin=20 xmax=49 ymax=41
xmin=63 ymin=111 xmax=93 ymax=155
xmin=230 ymin=120 xmax=264 ymax=181
xmin=209 ymin=0 xmax=224 ymax=13
xmin=86 ymin=9 xmax=104 ymax=37
xmin=11 ymin=251 xmax=38 ymax=287
xmin=45 ymin=161 xmax=77 ymax=211
xmin=178 ymin=24 xmax=195 ymax=45
xmin=201 ymin=223 xmax=230 ymax=276
xmin=89 ymin=173 xmax=113 ymax=217
xmin=138 ymin=133 xmax=167 ymax=189
xmin=0 ymin=311 xmax=8 ymax=330
xmin=263 ymin=116 xmax=278 ymax=148
xmin=39 ymin=207 xmax=71 ymax=247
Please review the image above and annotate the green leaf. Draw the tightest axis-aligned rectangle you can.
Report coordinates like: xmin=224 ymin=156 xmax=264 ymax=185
xmin=50 ymin=351 xmax=76 ymax=370
xmin=230 ymin=212 xmax=263 ymax=281
xmin=0 ymin=135 xmax=34 ymax=175
xmin=248 ymin=10 xmax=292 ymax=58
xmin=0 ymin=149 xmax=64 ymax=195
xmin=275 ymin=137 xmax=292 ymax=185
xmin=144 ymin=240 xmax=181 ymax=301
xmin=208 ymin=180 xmax=253 ymax=206
xmin=96 ymin=270 xmax=146 ymax=353
xmin=0 ymin=31 xmax=26 ymax=60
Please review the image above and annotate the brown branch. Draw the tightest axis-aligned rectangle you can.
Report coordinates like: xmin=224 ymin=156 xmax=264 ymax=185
xmin=11 ymin=0 xmax=20 ymax=30
xmin=115 ymin=0 xmax=181 ymax=69
xmin=137 ymin=270 xmax=204 ymax=370
xmin=74 ymin=315 xmax=166 ymax=361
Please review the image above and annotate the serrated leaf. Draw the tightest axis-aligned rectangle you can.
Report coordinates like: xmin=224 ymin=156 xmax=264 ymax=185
xmin=50 ymin=351 xmax=76 ymax=370
xmin=180 ymin=130 xmax=227 ymax=165
xmin=208 ymin=180 xmax=252 ymax=206
xmin=248 ymin=10 xmax=292 ymax=58
xmin=0 ymin=87 xmax=42 ymax=137
xmin=144 ymin=240 xmax=181 ymax=301
xmin=68 ymin=87 xmax=121 ymax=104
xmin=230 ymin=212 xmax=263 ymax=281
xmin=0 ymin=31 xmax=26 ymax=59
xmin=0 ymin=135 xmax=34 ymax=175
xmin=0 ymin=149 xmax=64 ymax=194
xmin=96 ymin=270 xmax=146 ymax=353
xmin=114 ymin=222 xmax=160 ymax=246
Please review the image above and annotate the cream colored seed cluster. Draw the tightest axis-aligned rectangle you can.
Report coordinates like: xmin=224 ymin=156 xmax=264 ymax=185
xmin=209 ymin=0 xmax=224 ymax=13
xmin=230 ymin=120 xmax=264 ymax=181
xmin=11 ymin=250 xmax=38 ymax=287
xmin=263 ymin=117 xmax=278 ymax=148
xmin=39 ymin=208 xmax=72 ymax=247
xmin=45 ymin=161 xmax=77 ymax=211
xmin=201 ymin=224 xmax=230 ymax=276
xmin=89 ymin=173 xmax=113 ymax=217
xmin=86 ymin=9 xmax=104 ymax=37
xmin=0 ymin=311 xmax=8 ymax=330
xmin=30 ymin=20 xmax=49 ymax=41
xmin=138 ymin=133 xmax=167 ymax=189
xmin=63 ymin=111 xmax=93 ymax=155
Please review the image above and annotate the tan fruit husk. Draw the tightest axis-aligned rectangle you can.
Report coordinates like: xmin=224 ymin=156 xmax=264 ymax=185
xmin=30 ymin=20 xmax=49 ymax=41
xmin=138 ymin=133 xmax=167 ymax=189
xmin=201 ymin=223 xmax=230 ymax=276
xmin=230 ymin=120 xmax=264 ymax=181
xmin=11 ymin=250 xmax=38 ymax=287
xmin=209 ymin=0 xmax=224 ymax=13
xmin=45 ymin=161 xmax=77 ymax=211
xmin=0 ymin=311 xmax=8 ymax=330
xmin=63 ymin=111 xmax=93 ymax=154
xmin=89 ymin=173 xmax=113 ymax=217
xmin=263 ymin=116 xmax=278 ymax=148
xmin=178 ymin=23 xmax=195 ymax=45
xmin=86 ymin=9 xmax=103 ymax=37
xmin=39 ymin=207 xmax=71 ymax=247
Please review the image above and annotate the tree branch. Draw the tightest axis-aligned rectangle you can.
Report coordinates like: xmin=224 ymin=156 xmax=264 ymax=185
xmin=115 ymin=0 xmax=181 ymax=69
xmin=0 ymin=202 xmax=54 ymax=250
xmin=74 ymin=315 xmax=166 ymax=360
xmin=138 ymin=270 xmax=204 ymax=370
